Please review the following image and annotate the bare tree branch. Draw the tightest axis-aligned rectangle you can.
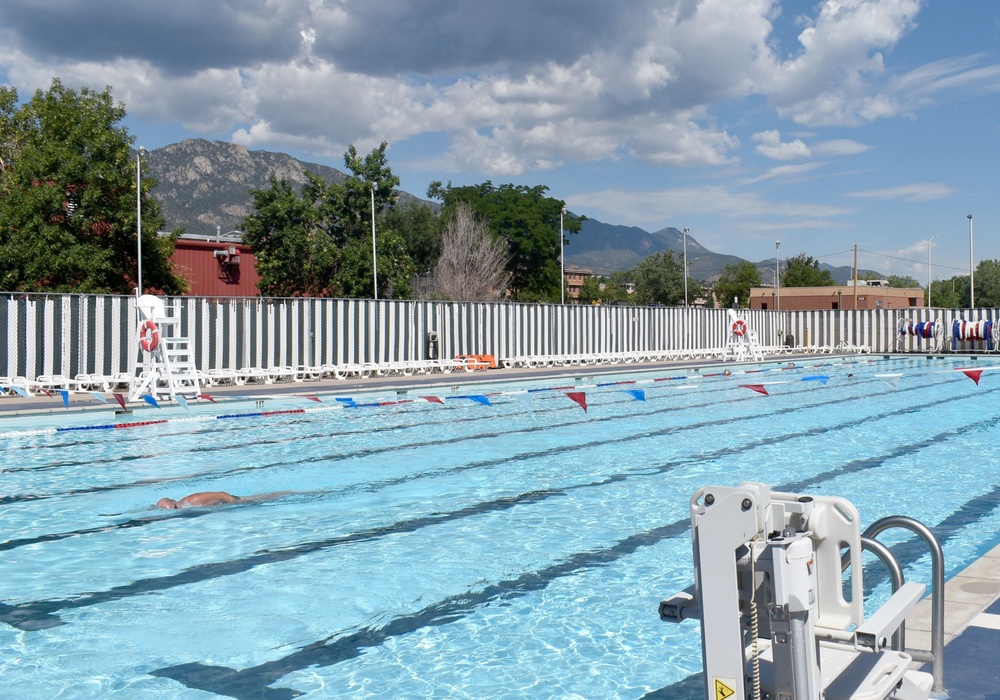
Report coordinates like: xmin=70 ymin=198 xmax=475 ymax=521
xmin=432 ymin=203 xmax=510 ymax=301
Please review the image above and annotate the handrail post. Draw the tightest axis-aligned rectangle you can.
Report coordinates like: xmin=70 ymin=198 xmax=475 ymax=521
xmin=863 ymin=515 xmax=946 ymax=696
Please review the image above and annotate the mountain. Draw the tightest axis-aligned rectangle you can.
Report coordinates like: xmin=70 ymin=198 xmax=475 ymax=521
xmin=145 ymin=139 xmax=430 ymax=237
xmin=567 ymin=219 xmax=747 ymax=281
xmin=146 ymin=139 xmax=884 ymax=283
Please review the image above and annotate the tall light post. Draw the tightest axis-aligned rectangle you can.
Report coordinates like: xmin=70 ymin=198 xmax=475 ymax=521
xmin=968 ymin=214 xmax=974 ymax=308
xmin=371 ymin=182 xmax=378 ymax=300
xmin=682 ymin=227 xmax=689 ymax=306
xmin=136 ymin=147 xmax=146 ymax=294
xmin=927 ymin=235 xmax=938 ymax=308
xmin=775 ymin=240 xmax=781 ymax=311
xmin=560 ymin=207 xmax=566 ymax=304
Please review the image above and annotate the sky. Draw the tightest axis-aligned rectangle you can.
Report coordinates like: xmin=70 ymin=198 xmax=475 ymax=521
xmin=1 ymin=0 xmax=999 ymax=282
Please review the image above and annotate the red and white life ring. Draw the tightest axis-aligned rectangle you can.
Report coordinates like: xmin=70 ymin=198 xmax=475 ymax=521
xmin=139 ymin=319 xmax=159 ymax=352
xmin=731 ymin=319 xmax=747 ymax=336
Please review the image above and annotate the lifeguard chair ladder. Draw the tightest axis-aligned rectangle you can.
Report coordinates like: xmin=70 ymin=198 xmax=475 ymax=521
xmin=724 ymin=309 xmax=763 ymax=362
xmin=129 ymin=294 xmax=201 ymax=402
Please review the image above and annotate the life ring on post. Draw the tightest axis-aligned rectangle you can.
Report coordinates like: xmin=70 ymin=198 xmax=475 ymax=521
xmin=139 ymin=319 xmax=160 ymax=352
xmin=731 ymin=319 xmax=747 ymax=336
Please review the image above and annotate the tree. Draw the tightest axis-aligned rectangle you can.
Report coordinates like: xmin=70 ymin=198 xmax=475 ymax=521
xmin=243 ymin=142 xmax=415 ymax=298
xmin=0 ymin=80 xmax=185 ymax=294
xmin=782 ymin=253 xmax=836 ymax=287
xmin=929 ymin=276 xmax=968 ymax=309
xmin=714 ymin=261 xmax=762 ymax=308
xmin=631 ymin=251 xmax=685 ymax=305
xmin=888 ymin=275 xmax=920 ymax=288
xmin=427 ymin=181 xmax=582 ymax=302
xmin=382 ymin=201 xmax=440 ymax=278
xmin=432 ymin=203 xmax=509 ymax=301
xmin=974 ymin=260 xmax=1000 ymax=308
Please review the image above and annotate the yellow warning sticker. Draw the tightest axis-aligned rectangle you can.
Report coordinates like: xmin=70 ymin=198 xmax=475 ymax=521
xmin=713 ymin=677 xmax=736 ymax=700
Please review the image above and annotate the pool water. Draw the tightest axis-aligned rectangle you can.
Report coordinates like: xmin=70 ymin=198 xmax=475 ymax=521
xmin=2 ymin=356 xmax=999 ymax=699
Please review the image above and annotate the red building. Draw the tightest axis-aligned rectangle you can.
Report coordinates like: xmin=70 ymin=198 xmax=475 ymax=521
xmin=169 ymin=233 xmax=260 ymax=296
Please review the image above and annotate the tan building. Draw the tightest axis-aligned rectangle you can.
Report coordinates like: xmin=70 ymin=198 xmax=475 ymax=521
xmin=564 ymin=264 xmax=595 ymax=301
xmin=749 ymin=282 xmax=924 ymax=311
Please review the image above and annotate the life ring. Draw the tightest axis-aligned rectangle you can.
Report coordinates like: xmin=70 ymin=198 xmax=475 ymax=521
xmin=139 ymin=319 xmax=159 ymax=352
xmin=731 ymin=319 xmax=747 ymax=336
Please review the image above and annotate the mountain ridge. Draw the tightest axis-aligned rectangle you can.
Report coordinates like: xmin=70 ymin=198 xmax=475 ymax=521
xmin=146 ymin=139 xmax=877 ymax=284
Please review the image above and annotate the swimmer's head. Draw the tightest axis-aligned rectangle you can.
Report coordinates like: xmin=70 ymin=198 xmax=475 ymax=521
xmin=156 ymin=497 xmax=179 ymax=509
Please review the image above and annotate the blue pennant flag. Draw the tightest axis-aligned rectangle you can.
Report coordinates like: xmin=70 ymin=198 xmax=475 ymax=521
xmin=58 ymin=389 xmax=70 ymax=409
xmin=142 ymin=394 xmax=160 ymax=408
xmin=176 ymin=395 xmax=189 ymax=411
xmin=88 ymin=391 xmax=108 ymax=404
xmin=469 ymin=395 xmax=492 ymax=406
xmin=335 ymin=397 xmax=357 ymax=408
xmin=623 ymin=389 xmax=646 ymax=401
xmin=801 ymin=375 xmax=829 ymax=385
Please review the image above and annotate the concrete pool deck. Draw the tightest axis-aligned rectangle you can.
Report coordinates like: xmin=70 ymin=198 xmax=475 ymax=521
xmin=2 ymin=353 xmax=997 ymax=698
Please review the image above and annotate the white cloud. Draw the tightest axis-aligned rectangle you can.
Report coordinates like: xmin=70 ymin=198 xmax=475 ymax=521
xmin=753 ymin=129 xmax=811 ymax=160
xmin=847 ymin=183 xmax=955 ymax=201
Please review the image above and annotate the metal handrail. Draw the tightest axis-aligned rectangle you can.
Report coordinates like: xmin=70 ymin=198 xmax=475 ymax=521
xmin=863 ymin=515 xmax=946 ymax=696
xmin=858 ymin=535 xmax=906 ymax=651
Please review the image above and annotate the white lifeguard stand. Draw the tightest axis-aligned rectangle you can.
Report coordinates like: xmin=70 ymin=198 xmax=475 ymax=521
xmin=724 ymin=309 xmax=763 ymax=361
xmin=129 ymin=294 xmax=201 ymax=402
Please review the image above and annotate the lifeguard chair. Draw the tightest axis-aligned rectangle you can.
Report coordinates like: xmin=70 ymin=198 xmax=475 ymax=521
xmin=724 ymin=309 xmax=763 ymax=362
xmin=660 ymin=482 xmax=944 ymax=700
xmin=129 ymin=294 xmax=201 ymax=402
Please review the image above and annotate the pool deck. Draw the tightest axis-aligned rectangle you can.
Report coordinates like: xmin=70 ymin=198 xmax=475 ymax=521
xmin=3 ymin=354 xmax=998 ymax=698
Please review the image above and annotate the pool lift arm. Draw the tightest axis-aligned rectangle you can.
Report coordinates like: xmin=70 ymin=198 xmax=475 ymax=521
xmin=659 ymin=482 xmax=939 ymax=700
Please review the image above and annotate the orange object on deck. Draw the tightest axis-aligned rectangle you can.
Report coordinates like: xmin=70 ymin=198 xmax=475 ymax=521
xmin=455 ymin=354 xmax=491 ymax=370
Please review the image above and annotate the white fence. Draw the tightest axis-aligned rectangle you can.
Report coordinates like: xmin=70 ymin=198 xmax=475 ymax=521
xmin=0 ymin=293 xmax=994 ymax=380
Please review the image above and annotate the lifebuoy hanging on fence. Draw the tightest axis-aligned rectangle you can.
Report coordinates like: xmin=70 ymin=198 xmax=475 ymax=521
xmin=731 ymin=319 xmax=747 ymax=336
xmin=139 ymin=319 xmax=159 ymax=352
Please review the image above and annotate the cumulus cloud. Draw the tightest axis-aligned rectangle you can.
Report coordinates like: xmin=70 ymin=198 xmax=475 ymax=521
xmin=753 ymin=130 xmax=811 ymax=160
xmin=0 ymin=0 xmax=992 ymax=180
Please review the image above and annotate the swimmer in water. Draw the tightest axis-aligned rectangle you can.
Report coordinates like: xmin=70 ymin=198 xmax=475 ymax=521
xmin=154 ymin=491 xmax=293 ymax=509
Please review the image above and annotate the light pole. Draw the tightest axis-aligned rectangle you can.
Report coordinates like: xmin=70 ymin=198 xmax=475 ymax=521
xmin=927 ymin=235 xmax=937 ymax=308
xmin=371 ymin=182 xmax=378 ymax=300
xmin=775 ymin=240 xmax=780 ymax=311
xmin=560 ymin=207 xmax=566 ymax=304
xmin=968 ymin=214 xmax=974 ymax=308
xmin=136 ymin=147 xmax=146 ymax=294
xmin=683 ymin=227 xmax=689 ymax=306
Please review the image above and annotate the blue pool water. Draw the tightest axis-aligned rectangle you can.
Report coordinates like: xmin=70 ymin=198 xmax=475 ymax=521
xmin=2 ymin=356 xmax=1000 ymax=699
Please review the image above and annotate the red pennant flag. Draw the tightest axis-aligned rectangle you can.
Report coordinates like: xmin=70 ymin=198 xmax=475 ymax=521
xmin=420 ymin=396 xmax=444 ymax=404
xmin=566 ymin=391 xmax=588 ymax=412
xmin=113 ymin=393 xmax=127 ymax=410
xmin=739 ymin=384 xmax=769 ymax=396
xmin=306 ymin=395 xmax=322 ymax=402
xmin=197 ymin=393 xmax=217 ymax=403
xmin=962 ymin=369 xmax=984 ymax=385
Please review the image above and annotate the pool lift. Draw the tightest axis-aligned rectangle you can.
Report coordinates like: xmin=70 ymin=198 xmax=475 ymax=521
xmin=725 ymin=309 xmax=763 ymax=362
xmin=129 ymin=294 xmax=201 ymax=403
xmin=660 ymin=482 xmax=946 ymax=700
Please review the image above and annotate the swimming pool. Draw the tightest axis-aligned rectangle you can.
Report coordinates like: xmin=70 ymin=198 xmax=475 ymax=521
xmin=2 ymin=355 xmax=999 ymax=698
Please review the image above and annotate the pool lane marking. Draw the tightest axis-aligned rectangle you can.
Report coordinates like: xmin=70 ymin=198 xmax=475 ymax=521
xmin=148 ymin=479 xmax=1000 ymax=700
xmin=1 ymin=382 xmax=994 ymax=632
xmin=0 ymin=357 xmax=897 ymax=440
xmin=0 ymin=374 xmax=905 ymax=506
xmin=0 ymin=370 xmax=976 ymax=509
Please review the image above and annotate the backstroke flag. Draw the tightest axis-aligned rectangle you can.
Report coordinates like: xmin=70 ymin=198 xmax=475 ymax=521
xmin=566 ymin=391 xmax=588 ymax=412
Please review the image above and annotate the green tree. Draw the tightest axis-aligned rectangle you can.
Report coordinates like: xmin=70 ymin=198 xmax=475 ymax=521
xmin=929 ymin=276 xmax=968 ymax=308
xmin=427 ymin=181 xmax=582 ymax=302
xmin=577 ymin=273 xmax=631 ymax=305
xmin=0 ymin=80 xmax=184 ymax=293
xmin=782 ymin=253 xmax=836 ymax=287
xmin=714 ymin=261 xmax=762 ymax=308
xmin=243 ymin=142 xmax=414 ymax=298
xmin=631 ymin=251 xmax=685 ymax=305
xmin=888 ymin=275 xmax=920 ymax=288
xmin=974 ymin=260 xmax=1000 ymax=308
xmin=382 ymin=201 xmax=440 ymax=277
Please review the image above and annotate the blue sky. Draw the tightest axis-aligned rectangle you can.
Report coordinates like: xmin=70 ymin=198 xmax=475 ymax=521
xmin=1 ymin=0 xmax=998 ymax=281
